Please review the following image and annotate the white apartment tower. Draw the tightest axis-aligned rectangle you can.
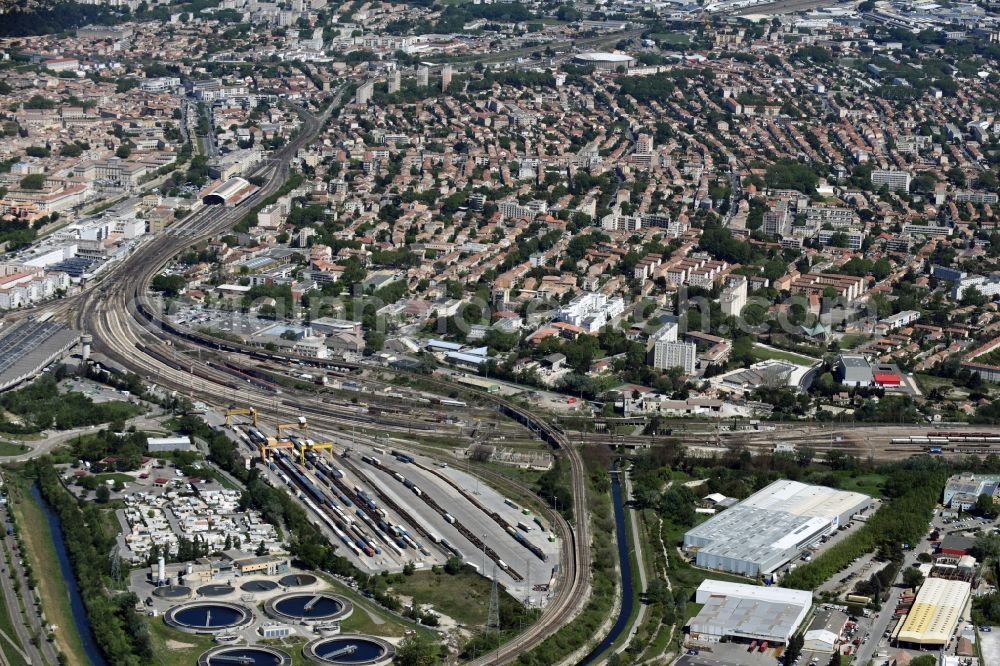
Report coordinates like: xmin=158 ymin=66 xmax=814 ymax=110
xmin=721 ymin=276 xmax=748 ymax=317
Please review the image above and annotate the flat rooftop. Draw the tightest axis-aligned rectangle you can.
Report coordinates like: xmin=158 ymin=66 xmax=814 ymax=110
xmin=684 ymin=480 xmax=872 ymax=573
xmin=690 ymin=581 xmax=811 ymax=643
xmin=839 ymin=354 xmax=869 ymax=368
xmin=0 ymin=320 xmax=79 ymax=391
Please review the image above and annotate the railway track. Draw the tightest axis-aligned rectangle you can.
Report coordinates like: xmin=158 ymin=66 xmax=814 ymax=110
xmin=44 ymin=86 xmax=593 ymax=664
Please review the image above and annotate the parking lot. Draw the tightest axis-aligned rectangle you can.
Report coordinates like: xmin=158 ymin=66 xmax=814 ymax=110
xmin=60 ymin=377 xmax=142 ymax=405
xmin=675 ymin=643 xmax=782 ymax=666
xmin=980 ymin=626 xmax=1000 ymax=666
xmin=816 ymin=551 xmax=885 ymax=597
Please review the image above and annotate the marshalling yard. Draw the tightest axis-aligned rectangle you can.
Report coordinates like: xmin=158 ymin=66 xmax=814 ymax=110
xmin=230 ymin=416 xmax=562 ymax=606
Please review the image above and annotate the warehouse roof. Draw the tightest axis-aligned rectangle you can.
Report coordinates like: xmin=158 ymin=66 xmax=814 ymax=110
xmin=896 ymin=578 xmax=971 ymax=645
xmin=839 ymin=354 xmax=869 ymax=368
xmin=737 ymin=480 xmax=871 ymax=521
xmin=574 ymin=52 xmax=634 ymax=63
xmin=803 ymin=629 xmax=839 ymax=648
xmin=684 ymin=480 xmax=872 ymax=573
xmin=690 ymin=581 xmax=811 ymax=644
xmin=939 ymin=534 xmax=976 ymax=552
xmin=696 ymin=580 xmax=812 ymax=607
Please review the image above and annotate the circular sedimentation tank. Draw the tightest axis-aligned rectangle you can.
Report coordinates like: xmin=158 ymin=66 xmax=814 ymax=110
xmin=198 ymin=646 xmax=292 ymax=666
xmin=152 ymin=585 xmax=191 ymax=599
xmin=265 ymin=593 xmax=352 ymax=624
xmin=164 ymin=602 xmax=254 ymax=634
xmin=279 ymin=573 xmax=316 ymax=587
xmin=240 ymin=579 xmax=279 ymax=593
xmin=304 ymin=635 xmax=395 ymax=666
xmin=198 ymin=584 xmax=235 ymax=597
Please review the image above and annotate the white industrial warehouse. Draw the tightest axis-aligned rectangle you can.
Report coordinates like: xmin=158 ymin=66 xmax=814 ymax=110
xmin=683 ymin=480 xmax=874 ymax=577
xmin=688 ymin=580 xmax=812 ymax=646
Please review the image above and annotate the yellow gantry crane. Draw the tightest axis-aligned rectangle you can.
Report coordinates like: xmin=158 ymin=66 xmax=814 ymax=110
xmin=259 ymin=436 xmax=294 ymax=461
xmin=225 ymin=407 xmax=258 ymax=427
xmin=298 ymin=441 xmax=335 ymax=465
xmin=276 ymin=416 xmax=308 ymax=438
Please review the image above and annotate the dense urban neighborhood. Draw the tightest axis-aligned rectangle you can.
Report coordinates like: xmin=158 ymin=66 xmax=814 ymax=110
xmin=2 ymin=0 xmax=1000 ymax=664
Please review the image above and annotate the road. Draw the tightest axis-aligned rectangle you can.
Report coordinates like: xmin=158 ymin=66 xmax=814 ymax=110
xmin=3 ymin=425 xmax=132 ymax=464
xmin=0 ymin=92 xmax=338 ymax=665
xmin=0 ymin=501 xmax=57 ymax=666
xmin=20 ymin=80 xmax=591 ymax=664
xmin=852 ymin=524 xmax=938 ymax=665
xmin=199 ymin=102 xmax=218 ymax=158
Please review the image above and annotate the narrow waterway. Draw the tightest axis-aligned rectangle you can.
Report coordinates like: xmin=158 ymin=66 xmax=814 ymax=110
xmin=579 ymin=469 xmax=633 ymax=665
xmin=30 ymin=484 xmax=108 ymax=666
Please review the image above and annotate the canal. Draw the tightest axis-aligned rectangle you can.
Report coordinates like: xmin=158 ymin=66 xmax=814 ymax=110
xmin=579 ymin=468 xmax=633 ymax=665
xmin=31 ymin=484 xmax=108 ymax=666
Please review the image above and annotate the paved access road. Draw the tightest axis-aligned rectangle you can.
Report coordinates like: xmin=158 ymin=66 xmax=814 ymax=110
xmin=0 ymin=503 xmax=58 ymax=665
xmin=852 ymin=524 xmax=939 ymax=665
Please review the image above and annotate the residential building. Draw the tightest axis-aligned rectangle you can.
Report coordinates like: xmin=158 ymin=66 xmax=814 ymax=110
xmin=871 ymin=169 xmax=912 ymax=192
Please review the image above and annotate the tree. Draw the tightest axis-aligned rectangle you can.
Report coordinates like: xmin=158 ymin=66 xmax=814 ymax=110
xmin=872 ymin=258 xmax=891 ymax=281
xmin=976 ymin=493 xmax=999 ymax=519
xmin=19 ymin=173 xmax=46 ymax=190
xmin=115 ymin=144 xmax=131 ymax=159
xmin=444 ymin=556 xmax=463 ymax=575
xmin=902 ymin=566 xmax=924 ymax=589
xmin=150 ymin=274 xmax=186 ymax=297
xmin=795 ymin=446 xmax=815 ymax=467
xmin=95 ymin=483 xmax=111 ymax=503
xmin=972 ymin=533 xmax=1000 ymax=560
xmin=394 ymin=634 xmax=440 ymax=666
xmin=910 ymin=657 xmax=937 ymax=666
xmin=784 ymin=633 xmax=804 ymax=664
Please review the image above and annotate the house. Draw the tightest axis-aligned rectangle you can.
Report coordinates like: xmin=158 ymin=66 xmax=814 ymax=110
xmin=542 ymin=353 xmax=566 ymax=371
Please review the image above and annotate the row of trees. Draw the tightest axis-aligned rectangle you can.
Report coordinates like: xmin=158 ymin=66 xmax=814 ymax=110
xmin=516 ymin=454 xmax=619 ymax=665
xmin=781 ymin=462 xmax=948 ymax=590
xmin=31 ymin=459 xmax=154 ymax=663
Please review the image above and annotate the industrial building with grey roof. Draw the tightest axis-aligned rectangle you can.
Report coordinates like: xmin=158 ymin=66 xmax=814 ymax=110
xmin=688 ymin=580 xmax=812 ymax=646
xmin=683 ymin=479 xmax=874 ymax=578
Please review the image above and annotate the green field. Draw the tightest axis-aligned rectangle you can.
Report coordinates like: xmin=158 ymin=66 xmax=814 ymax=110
xmin=315 ymin=572 xmax=436 ymax=640
xmin=838 ymin=334 xmax=870 ymax=350
xmin=914 ymin=373 xmax=967 ymax=396
xmin=388 ymin=567 xmax=498 ymax=628
xmin=146 ymin=620 xmax=218 ymax=666
xmin=751 ymin=344 xmax=818 ymax=366
xmin=649 ymin=32 xmax=691 ymax=46
xmin=834 ymin=473 xmax=887 ymax=498
xmin=0 ymin=442 xmax=28 ymax=456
